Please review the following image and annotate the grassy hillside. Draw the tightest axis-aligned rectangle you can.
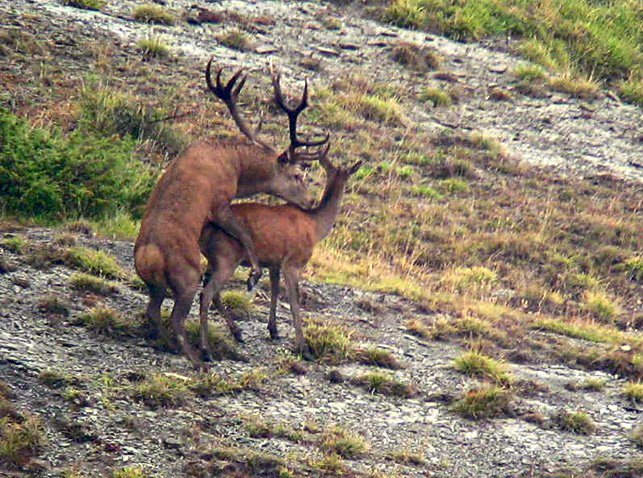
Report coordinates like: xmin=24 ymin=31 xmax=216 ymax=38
xmin=378 ymin=0 xmax=643 ymax=104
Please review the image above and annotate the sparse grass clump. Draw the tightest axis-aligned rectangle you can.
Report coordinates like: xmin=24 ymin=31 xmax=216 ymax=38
xmin=38 ymin=295 xmax=71 ymax=316
xmin=129 ymin=374 xmax=189 ymax=408
xmin=357 ymin=347 xmax=404 ymax=369
xmin=350 ymin=372 xmax=415 ymax=398
xmin=39 ymin=369 xmax=81 ymax=389
xmin=320 ymin=426 xmax=370 ymax=458
xmin=549 ymin=75 xmax=599 ymax=98
xmin=514 ymin=64 xmax=548 ymax=83
xmin=69 ymin=273 xmax=119 ymax=295
xmin=630 ymin=424 xmax=643 ymax=449
xmin=61 ymin=0 xmax=105 ymax=10
xmin=551 ymin=410 xmax=596 ymax=435
xmin=132 ymin=4 xmax=175 ymax=25
xmin=421 ymin=87 xmax=452 ymax=107
xmin=618 ymin=78 xmax=643 ymax=106
xmin=221 ymin=291 xmax=254 ymax=317
xmin=0 ymin=415 xmax=45 ymax=468
xmin=218 ymin=29 xmax=255 ymax=51
xmin=1 ymin=236 xmax=26 ymax=253
xmin=136 ymin=36 xmax=170 ymax=59
xmin=581 ymin=290 xmax=620 ymax=323
xmin=304 ymin=321 xmax=354 ymax=362
xmin=391 ymin=42 xmax=440 ymax=71
xmin=112 ymin=467 xmax=147 ymax=478
xmin=74 ymin=307 xmax=137 ymax=337
xmin=453 ymin=351 xmax=512 ymax=384
xmin=622 ymin=382 xmax=643 ymax=403
xmin=387 ymin=449 xmax=426 ymax=466
xmin=63 ymin=247 xmax=124 ymax=279
xmin=453 ymin=386 xmax=514 ymax=419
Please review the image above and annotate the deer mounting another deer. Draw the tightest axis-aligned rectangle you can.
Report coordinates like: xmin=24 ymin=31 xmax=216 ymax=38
xmin=134 ymin=58 xmax=328 ymax=370
xmin=198 ymin=150 xmax=362 ymax=360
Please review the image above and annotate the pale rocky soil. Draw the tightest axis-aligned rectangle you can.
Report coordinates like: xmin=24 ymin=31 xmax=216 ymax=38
xmin=1 ymin=0 xmax=643 ymax=477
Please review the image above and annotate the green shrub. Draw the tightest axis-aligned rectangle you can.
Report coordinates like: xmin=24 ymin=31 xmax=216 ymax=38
xmin=0 ymin=109 xmax=156 ymax=220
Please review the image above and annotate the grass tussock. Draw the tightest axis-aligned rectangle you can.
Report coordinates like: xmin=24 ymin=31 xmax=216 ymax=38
xmin=132 ymin=4 xmax=175 ymax=25
xmin=453 ymin=351 xmax=512 ymax=384
xmin=350 ymin=372 xmax=415 ymax=398
xmin=320 ymin=426 xmax=370 ymax=458
xmin=551 ymin=409 xmax=597 ymax=435
xmin=129 ymin=374 xmax=189 ymax=408
xmin=63 ymin=247 xmax=124 ymax=279
xmin=304 ymin=320 xmax=354 ymax=363
xmin=453 ymin=386 xmax=515 ymax=419
xmin=69 ymin=273 xmax=119 ymax=295
xmin=61 ymin=0 xmax=105 ymax=10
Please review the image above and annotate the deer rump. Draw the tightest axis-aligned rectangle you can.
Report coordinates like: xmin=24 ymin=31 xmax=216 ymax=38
xmin=200 ymin=202 xmax=317 ymax=271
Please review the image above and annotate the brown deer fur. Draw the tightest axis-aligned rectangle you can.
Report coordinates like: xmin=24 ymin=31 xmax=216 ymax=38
xmin=198 ymin=155 xmax=361 ymax=359
xmin=134 ymin=61 xmax=328 ymax=370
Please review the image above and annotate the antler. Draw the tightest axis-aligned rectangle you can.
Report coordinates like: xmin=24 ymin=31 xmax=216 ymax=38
xmin=271 ymin=72 xmax=330 ymax=155
xmin=205 ymin=58 xmax=274 ymax=152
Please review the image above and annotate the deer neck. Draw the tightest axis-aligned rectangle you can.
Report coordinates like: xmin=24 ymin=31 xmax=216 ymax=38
xmin=311 ymin=171 xmax=346 ymax=241
xmin=235 ymin=152 xmax=276 ymax=197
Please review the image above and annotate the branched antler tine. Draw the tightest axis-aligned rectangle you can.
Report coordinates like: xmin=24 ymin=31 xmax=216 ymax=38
xmin=205 ymin=58 xmax=273 ymax=151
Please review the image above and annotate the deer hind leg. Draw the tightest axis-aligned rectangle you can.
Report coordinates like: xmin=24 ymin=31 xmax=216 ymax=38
xmin=169 ymin=283 xmax=204 ymax=371
xmin=145 ymin=284 xmax=167 ymax=340
xmin=282 ymin=266 xmax=312 ymax=360
xmin=214 ymin=206 xmax=262 ymax=291
xmin=267 ymin=267 xmax=281 ymax=340
xmin=199 ymin=259 xmax=241 ymax=363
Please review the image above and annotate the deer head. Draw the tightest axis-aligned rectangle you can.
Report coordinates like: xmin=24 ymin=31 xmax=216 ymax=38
xmin=205 ymin=58 xmax=329 ymax=162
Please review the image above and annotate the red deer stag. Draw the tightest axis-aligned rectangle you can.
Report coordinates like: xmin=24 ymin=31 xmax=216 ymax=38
xmin=198 ymin=151 xmax=362 ymax=360
xmin=135 ymin=59 xmax=328 ymax=370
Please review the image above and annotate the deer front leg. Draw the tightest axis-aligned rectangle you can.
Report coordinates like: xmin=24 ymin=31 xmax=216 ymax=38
xmin=268 ymin=267 xmax=281 ymax=340
xmin=282 ymin=266 xmax=312 ymax=360
xmin=213 ymin=206 xmax=262 ymax=291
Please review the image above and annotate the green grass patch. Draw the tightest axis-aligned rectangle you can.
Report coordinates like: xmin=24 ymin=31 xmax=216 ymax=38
xmin=533 ymin=318 xmax=636 ymax=346
xmin=129 ymin=374 xmax=189 ymax=409
xmin=1 ymin=236 xmax=27 ymax=253
xmin=380 ymin=0 xmax=643 ymax=96
xmin=618 ymin=78 xmax=643 ymax=106
xmin=63 ymin=247 xmax=124 ymax=279
xmin=74 ymin=307 xmax=137 ymax=337
xmin=69 ymin=273 xmax=119 ymax=295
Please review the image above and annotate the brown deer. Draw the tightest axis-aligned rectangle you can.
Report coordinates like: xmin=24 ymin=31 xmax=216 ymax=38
xmin=198 ymin=152 xmax=362 ymax=360
xmin=134 ymin=59 xmax=328 ymax=370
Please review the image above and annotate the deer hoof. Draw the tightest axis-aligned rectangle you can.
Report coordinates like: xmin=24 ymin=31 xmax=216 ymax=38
xmin=300 ymin=345 xmax=313 ymax=361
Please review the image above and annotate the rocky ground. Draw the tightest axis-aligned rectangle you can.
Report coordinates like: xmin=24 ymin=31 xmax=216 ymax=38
xmin=2 ymin=0 xmax=643 ymax=477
